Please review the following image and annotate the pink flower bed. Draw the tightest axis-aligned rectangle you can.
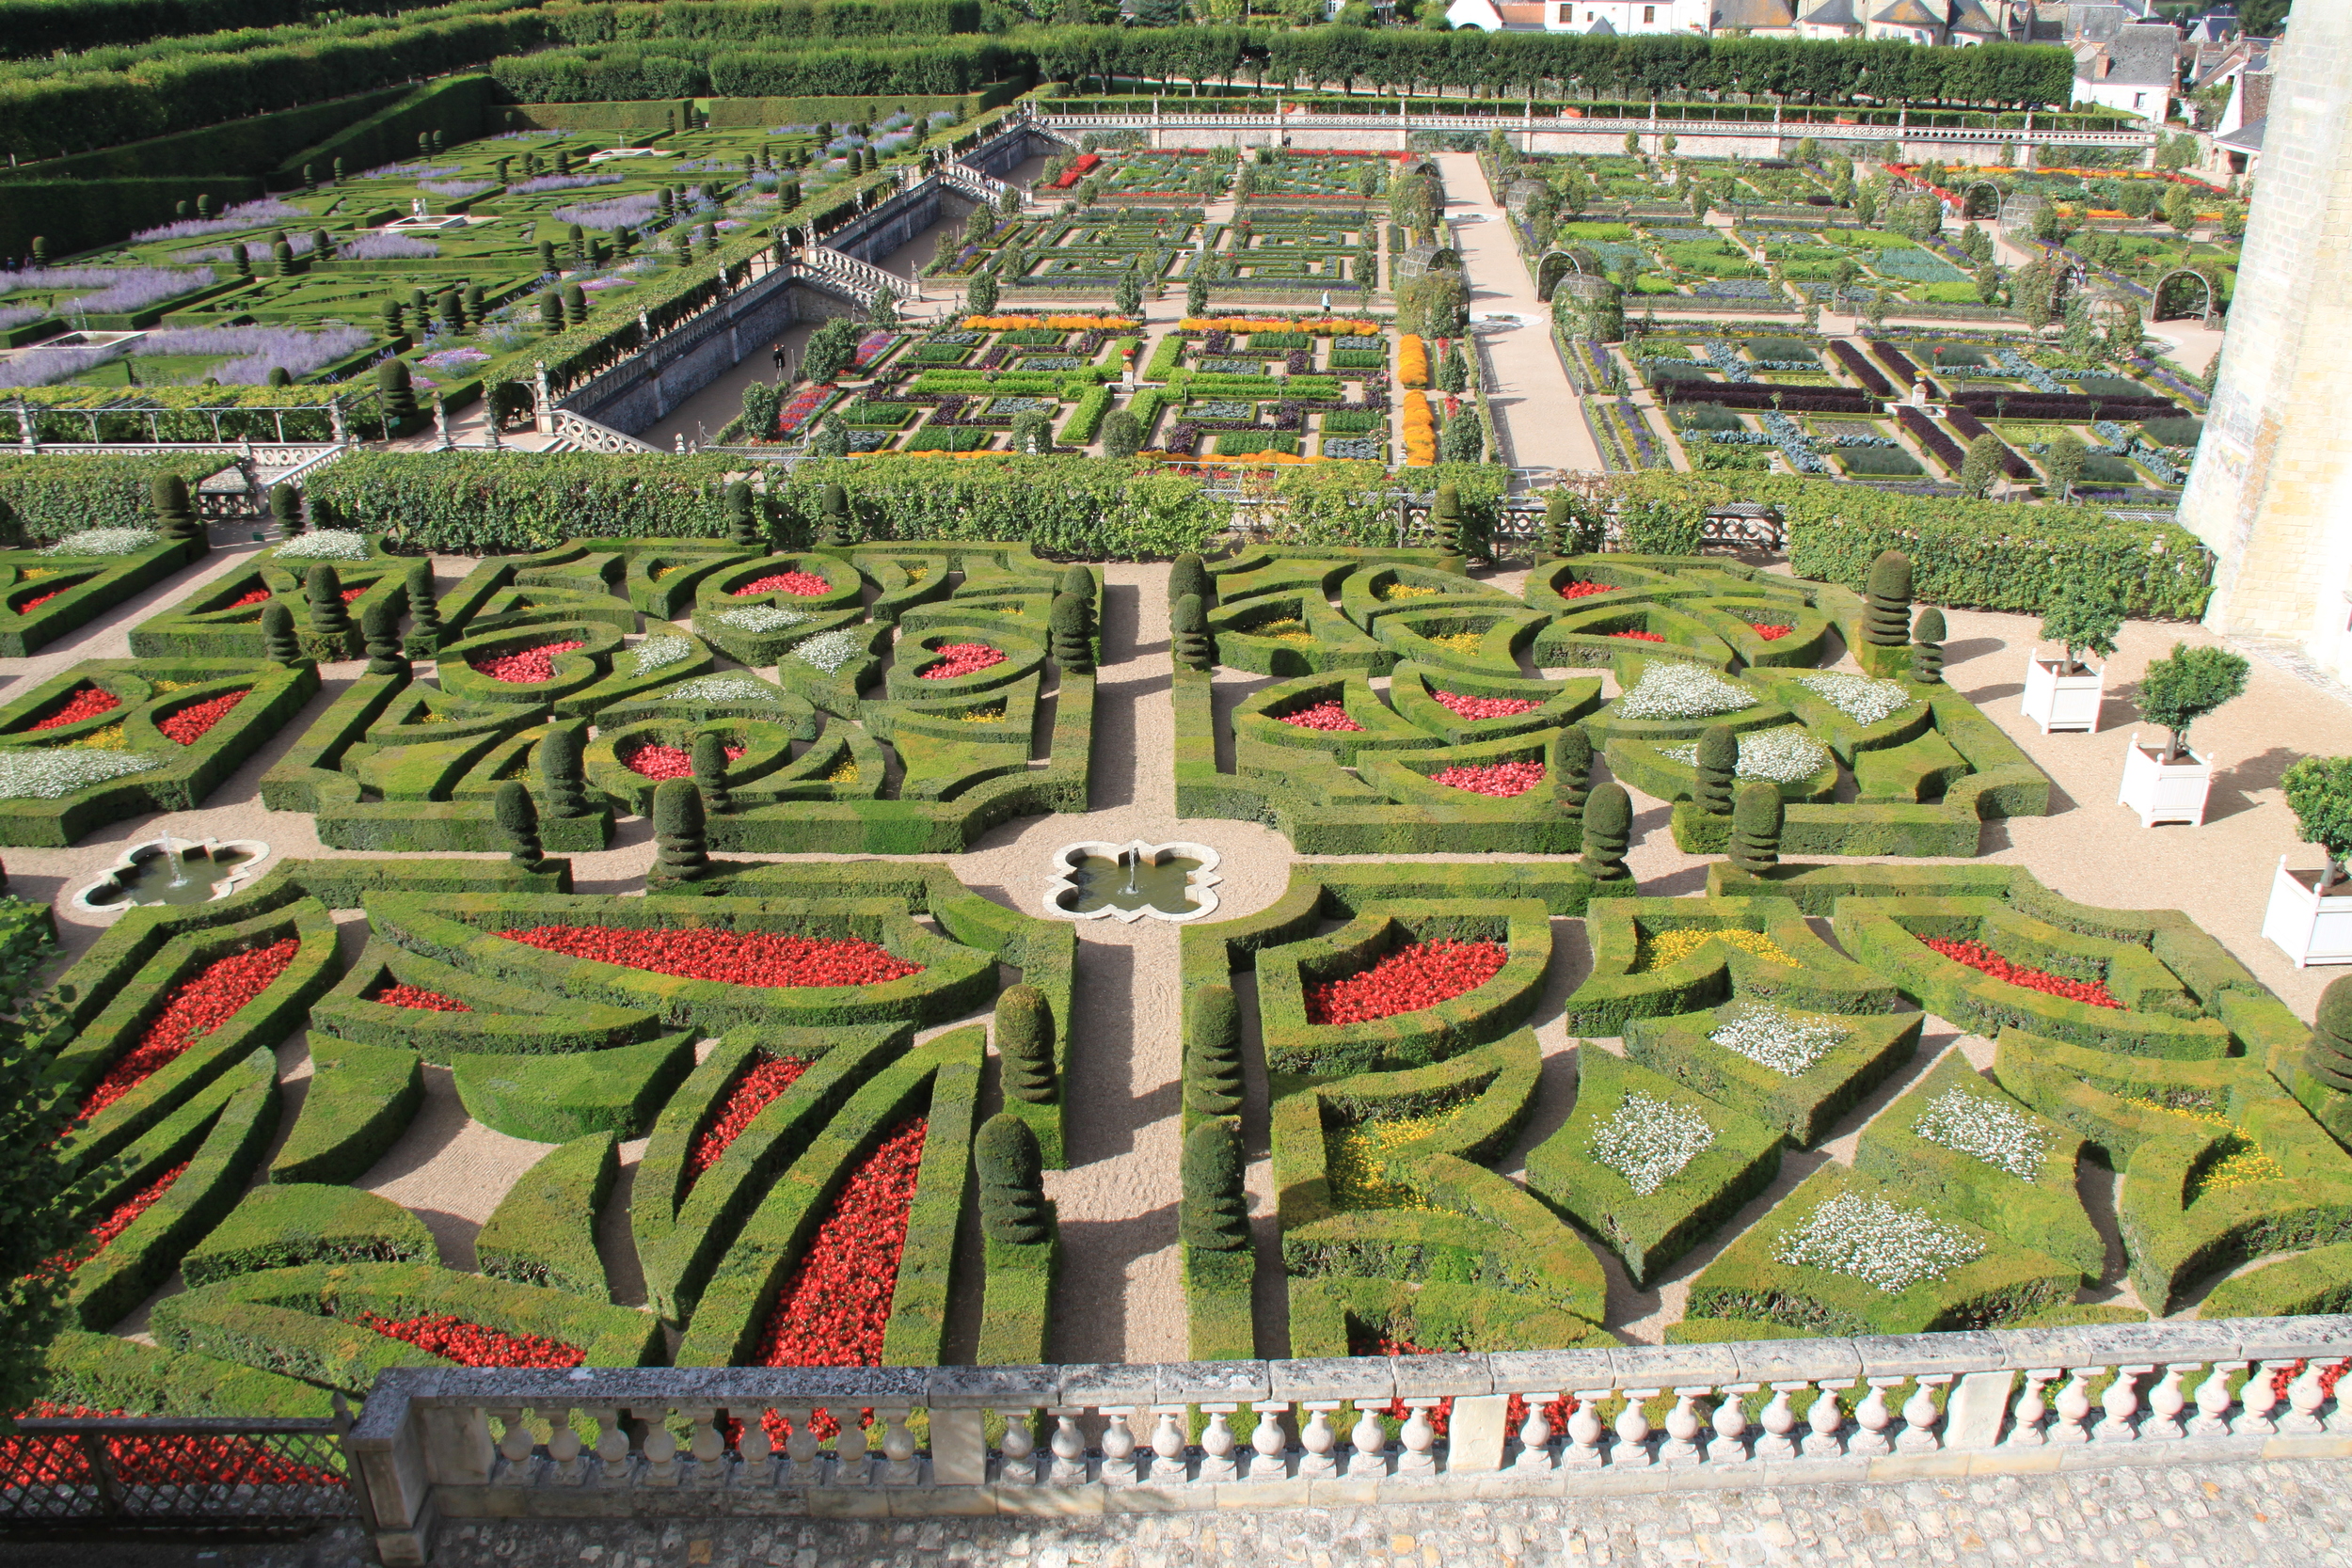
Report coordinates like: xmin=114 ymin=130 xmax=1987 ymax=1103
xmin=1558 ymin=580 xmax=1616 ymax=601
xmin=1429 ymin=761 xmax=1545 ymax=798
xmin=1430 ymin=689 xmax=1541 ymax=721
xmin=732 ymin=572 xmax=832 ymax=598
xmin=1277 ymin=700 xmax=1362 ymax=733
xmin=469 ymin=641 xmax=586 ymax=684
xmin=917 ymin=643 xmax=1007 ymax=680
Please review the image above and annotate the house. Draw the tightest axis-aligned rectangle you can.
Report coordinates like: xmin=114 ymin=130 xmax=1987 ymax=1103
xmin=1443 ymin=0 xmax=1710 ymax=31
xmin=1865 ymin=0 xmax=2006 ymax=44
xmin=2073 ymin=21 xmax=2181 ymax=119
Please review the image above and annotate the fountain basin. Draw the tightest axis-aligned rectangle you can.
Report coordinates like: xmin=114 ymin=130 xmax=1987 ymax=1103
xmin=72 ymin=837 xmax=269 ymax=914
xmin=1043 ymin=840 xmax=1222 ymax=924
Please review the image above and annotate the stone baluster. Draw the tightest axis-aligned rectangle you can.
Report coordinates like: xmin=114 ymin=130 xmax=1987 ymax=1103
xmin=1096 ymin=1407 xmax=1139 ymax=1485
xmin=1046 ymin=1408 xmax=1089 ymax=1485
xmin=2048 ymin=1368 xmax=2100 ymax=1445
xmin=1396 ymin=1401 xmax=1442 ymax=1478
xmin=1512 ymin=1393 xmax=1562 ymax=1474
xmin=2189 ymin=1363 xmax=2239 ymax=1438
xmin=1148 ymin=1406 xmax=1188 ymax=1484
xmin=1248 ymin=1402 xmax=1291 ymax=1481
xmin=1297 ymin=1403 xmax=1343 ymax=1481
xmin=492 ymin=1411 xmax=536 ymax=1483
xmin=1343 ymin=1403 xmax=1387 ymax=1478
xmin=780 ymin=1408 xmax=822 ymax=1485
xmin=830 ymin=1413 xmax=873 ymax=1486
xmin=1802 ymin=1382 xmax=1848 ymax=1459
xmin=546 ymin=1414 xmax=585 ymax=1485
xmin=2235 ymin=1362 xmax=2292 ymax=1436
xmin=1199 ymin=1405 xmax=1242 ymax=1483
xmin=2142 ymin=1365 xmax=2197 ymax=1441
xmin=688 ymin=1410 xmax=726 ymax=1486
xmin=995 ymin=1410 xmax=1039 ymax=1485
xmin=1562 ymin=1390 xmax=1608 ymax=1469
xmin=2005 ymin=1370 xmax=2058 ymax=1446
xmin=2097 ymin=1365 xmax=2153 ymax=1443
xmin=1755 ymin=1384 xmax=1804 ymax=1461
xmin=1710 ymin=1384 xmax=1756 ymax=1464
xmin=878 ymin=1409 xmax=920 ymax=1484
xmin=2282 ymin=1362 xmax=2331 ymax=1433
xmin=1613 ymin=1388 xmax=1659 ymax=1468
xmin=1849 ymin=1378 xmax=1904 ymax=1457
xmin=736 ymin=1412 xmax=774 ymax=1485
xmin=595 ymin=1409 xmax=631 ymax=1483
xmin=1898 ymin=1375 xmax=1950 ymax=1455
xmin=1659 ymin=1387 xmax=1708 ymax=1468
xmin=642 ymin=1418 xmax=681 ymax=1487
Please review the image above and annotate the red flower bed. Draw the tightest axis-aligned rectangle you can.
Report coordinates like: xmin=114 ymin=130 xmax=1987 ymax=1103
xmin=1430 ymin=689 xmax=1541 ymax=721
xmin=1558 ymin=580 xmax=1616 ymax=601
xmin=15 ymin=589 xmax=62 ymax=612
xmin=1748 ymin=623 xmax=1794 ymax=641
xmin=1923 ymin=937 xmax=2122 ymax=1010
xmin=686 ymin=1050 xmax=810 ymax=1180
xmin=357 ymin=1311 xmax=583 ymax=1369
xmin=339 ymin=585 xmax=369 ymax=604
xmin=368 ymin=982 xmax=470 ymax=1013
xmin=622 ymin=739 xmax=746 ymax=781
xmin=1305 ymin=939 xmax=1509 ymax=1026
xmin=40 ymin=1162 xmax=189 ymax=1277
xmin=917 ymin=643 xmax=1007 ymax=681
xmin=28 ymin=685 xmax=120 ymax=731
xmin=1611 ymin=630 xmax=1665 ymax=642
xmin=1278 ymin=700 xmax=1363 ymax=733
xmin=79 ymin=938 xmax=300 ymax=1119
xmin=229 ymin=587 xmax=273 ymax=609
xmin=493 ymin=926 xmax=921 ymax=989
xmin=469 ymin=640 xmax=586 ymax=685
xmin=156 ymin=689 xmax=249 ymax=745
xmin=732 ymin=571 xmax=833 ymax=598
xmin=2 ymin=1404 xmax=347 ymax=1489
xmin=1429 ymin=761 xmax=1545 ymax=798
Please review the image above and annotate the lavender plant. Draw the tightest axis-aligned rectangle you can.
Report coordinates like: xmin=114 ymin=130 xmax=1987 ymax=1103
xmin=130 ymin=200 xmax=307 ymax=243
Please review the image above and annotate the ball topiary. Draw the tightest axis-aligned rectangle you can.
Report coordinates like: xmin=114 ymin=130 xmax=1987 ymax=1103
xmin=1694 ymin=724 xmax=1739 ymax=816
xmin=360 ymin=595 xmax=406 ymax=676
xmin=537 ymin=721 xmax=589 ymax=817
xmin=1049 ymin=593 xmax=1095 ymax=674
xmin=1581 ymin=781 xmax=1631 ymax=881
xmin=690 ymin=732 xmax=733 ymax=816
xmin=492 ymin=781 xmax=545 ymax=870
xmin=404 ymin=559 xmax=440 ymax=643
xmin=651 ymin=778 xmax=707 ymax=880
xmin=1180 ymin=1118 xmax=1248 ymax=1252
xmin=1910 ymin=606 xmax=1947 ymax=686
xmin=2308 ymin=975 xmax=2352 ymax=1092
xmin=977 ymin=1113 xmax=1049 ymax=1245
xmin=1168 ymin=553 xmax=1210 ymax=609
xmin=995 ymin=983 xmax=1056 ymax=1104
xmin=305 ymin=563 xmax=354 ymax=644
xmin=1863 ymin=549 xmax=1913 ymax=649
xmin=1171 ymin=593 xmax=1215 ymax=673
xmin=1550 ymin=724 xmax=1592 ymax=816
xmin=1184 ymin=984 xmax=1243 ymax=1119
xmin=2136 ymin=642 xmax=2249 ymax=763
xmin=259 ymin=600 xmax=303 ymax=666
xmin=1730 ymin=779 xmax=1784 ymax=874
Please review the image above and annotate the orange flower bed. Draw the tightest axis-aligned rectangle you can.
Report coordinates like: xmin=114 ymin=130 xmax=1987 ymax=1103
xmin=1400 ymin=390 xmax=1437 ymax=467
xmin=1176 ymin=315 xmax=1381 ymax=337
xmin=959 ymin=314 xmax=1139 ymax=332
xmin=1397 ymin=333 xmax=1430 ymax=389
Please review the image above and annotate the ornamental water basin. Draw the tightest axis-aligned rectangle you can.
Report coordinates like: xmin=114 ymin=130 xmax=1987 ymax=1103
xmin=73 ymin=835 xmax=269 ymax=913
xmin=1043 ymin=840 xmax=1223 ymax=924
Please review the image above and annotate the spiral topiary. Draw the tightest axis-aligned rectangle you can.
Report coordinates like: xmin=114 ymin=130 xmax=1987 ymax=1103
xmin=537 ymin=721 xmax=589 ymax=817
xmin=1694 ymin=724 xmax=1739 ymax=816
xmin=1059 ymin=562 xmax=1096 ymax=612
xmin=1550 ymin=724 xmax=1593 ymax=816
xmin=651 ymin=778 xmax=707 ymax=880
xmin=995 ymin=983 xmax=1056 ymax=1104
xmin=151 ymin=474 xmax=200 ymax=546
xmin=361 ymin=595 xmax=406 ymax=676
xmin=1863 ymin=549 xmax=1914 ymax=649
xmin=818 ymin=482 xmax=852 ymax=548
xmin=269 ymin=482 xmax=303 ymax=537
xmin=1581 ymin=781 xmax=1631 ymax=881
xmin=260 ymin=600 xmax=303 ymax=666
xmin=1542 ymin=489 xmax=1577 ymax=559
xmin=1184 ymin=984 xmax=1243 ymax=1119
xmin=725 ymin=480 xmax=762 ymax=550
xmin=1431 ymin=482 xmax=1469 ymax=568
xmin=305 ymin=563 xmax=354 ymax=645
xmin=977 ymin=1114 xmax=1049 ymax=1245
xmin=1180 ymin=1117 xmax=1248 ymax=1252
xmin=404 ymin=559 xmax=439 ymax=643
xmin=1910 ymin=606 xmax=1947 ymax=686
xmin=1730 ymin=780 xmax=1784 ymax=875
xmin=1048 ymin=593 xmax=1095 ymax=674
xmin=690 ymin=732 xmax=733 ymax=816
xmin=1171 ymin=593 xmax=1215 ymax=673
xmin=1168 ymin=553 xmax=1210 ymax=609
xmin=2308 ymin=975 xmax=2352 ymax=1093
xmin=492 ymin=781 xmax=545 ymax=870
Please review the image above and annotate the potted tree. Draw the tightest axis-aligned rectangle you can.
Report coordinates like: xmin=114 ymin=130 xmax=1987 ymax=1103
xmin=2023 ymin=582 xmax=2121 ymax=734
xmin=2269 ymin=755 xmax=2352 ymax=967
xmin=2118 ymin=642 xmax=2247 ymax=829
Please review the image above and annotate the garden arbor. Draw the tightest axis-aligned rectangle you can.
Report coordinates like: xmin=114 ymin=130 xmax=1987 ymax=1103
xmin=2152 ymin=265 xmax=2220 ymax=325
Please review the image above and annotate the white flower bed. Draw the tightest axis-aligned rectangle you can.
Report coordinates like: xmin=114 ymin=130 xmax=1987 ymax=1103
xmin=0 ymin=747 xmax=159 ymax=799
xmin=719 ymin=605 xmax=810 ymax=633
xmin=1708 ymin=1002 xmax=1846 ymax=1077
xmin=41 ymin=527 xmax=160 ymax=557
xmin=1792 ymin=673 xmax=1913 ymax=726
xmin=1911 ymin=1086 xmax=2046 ymax=1180
xmin=669 ymin=675 xmax=783 ymax=704
xmin=1660 ymin=725 xmax=1830 ymax=784
xmin=271 ymin=530 xmax=373 ymax=562
xmin=1589 ymin=1089 xmax=1716 ymax=1196
xmin=631 ymin=635 xmax=694 ymax=674
xmin=1773 ymin=1191 xmax=1984 ymax=1292
xmin=792 ymin=629 xmax=865 ymax=673
xmin=1613 ymin=662 xmax=1757 ymax=721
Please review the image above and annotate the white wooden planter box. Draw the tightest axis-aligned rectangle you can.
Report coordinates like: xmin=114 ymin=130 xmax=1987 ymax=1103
xmin=2117 ymin=734 xmax=2213 ymax=828
xmin=2262 ymin=855 xmax=2352 ymax=968
xmin=2022 ymin=649 xmax=2106 ymax=734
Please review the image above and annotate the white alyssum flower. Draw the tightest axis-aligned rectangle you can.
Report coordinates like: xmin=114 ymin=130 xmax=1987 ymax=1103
xmin=1589 ymin=1090 xmax=1716 ymax=1196
xmin=1774 ymin=1191 xmax=1984 ymax=1292
xmin=669 ymin=675 xmax=783 ymax=704
xmin=42 ymin=527 xmax=161 ymax=556
xmin=0 ymin=747 xmax=160 ymax=799
xmin=631 ymin=635 xmax=694 ymax=674
xmin=1912 ymin=1086 xmax=2046 ymax=1181
xmin=271 ymin=530 xmax=373 ymax=562
xmin=1708 ymin=1001 xmax=1846 ymax=1077
xmin=1661 ymin=725 xmax=1830 ymax=784
xmin=1793 ymin=672 xmax=1913 ymax=726
xmin=792 ymin=629 xmax=865 ymax=673
xmin=719 ymin=605 xmax=810 ymax=633
xmin=1613 ymin=661 xmax=1757 ymax=721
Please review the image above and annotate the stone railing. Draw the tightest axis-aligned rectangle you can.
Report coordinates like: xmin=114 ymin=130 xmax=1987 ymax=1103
xmin=1031 ymin=111 xmax=2158 ymax=150
xmin=348 ymin=1316 xmax=2351 ymax=1565
xmin=797 ymin=244 xmax=916 ymax=305
xmin=546 ymin=408 xmax=660 ymax=454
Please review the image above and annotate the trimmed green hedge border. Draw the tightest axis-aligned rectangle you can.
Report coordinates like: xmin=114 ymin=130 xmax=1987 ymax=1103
xmin=267 ymin=1037 xmax=421 ymax=1185
xmin=1565 ymin=895 xmax=1904 ymax=1037
xmin=0 ymin=536 xmax=202 ymax=657
xmin=40 ymin=1330 xmax=335 ymax=1419
xmin=313 ymin=942 xmax=658 ymax=1059
xmin=477 ymin=1132 xmax=618 ymax=1302
xmin=450 ymin=1030 xmax=696 ymax=1143
xmin=182 ymin=1183 xmax=433 ymax=1290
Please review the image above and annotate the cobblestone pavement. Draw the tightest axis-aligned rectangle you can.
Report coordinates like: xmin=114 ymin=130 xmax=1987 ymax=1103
xmin=13 ymin=1458 xmax=2344 ymax=1568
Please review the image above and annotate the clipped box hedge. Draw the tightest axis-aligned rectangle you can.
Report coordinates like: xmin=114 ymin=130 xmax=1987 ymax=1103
xmin=476 ymin=1132 xmax=618 ymax=1301
xmin=267 ymin=1037 xmax=422 ymax=1185
xmin=1565 ymin=895 xmax=1904 ymax=1037
xmin=1626 ymin=1000 xmax=1921 ymax=1148
xmin=182 ymin=1183 xmax=434 ymax=1289
xmin=0 ymin=534 xmax=202 ymax=657
xmin=449 ymin=1029 xmax=697 ymax=1142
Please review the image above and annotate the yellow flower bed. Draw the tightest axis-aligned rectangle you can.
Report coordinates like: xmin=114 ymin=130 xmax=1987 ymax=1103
xmin=1326 ymin=1112 xmax=1455 ymax=1211
xmin=61 ymin=723 xmax=125 ymax=750
xmin=1379 ymin=582 xmax=1441 ymax=601
xmin=958 ymin=705 xmax=1005 ymax=723
xmin=1633 ymin=927 xmax=1794 ymax=973
xmin=1424 ymin=630 xmax=1486 ymax=655
xmin=902 ymin=563 xmax=930 ymax=582
xmin=1397 ymin=333 xmax=1431 ymax=388
xmin=824 ymin=755 xmax=861 ymax=784
xmin=2122 ymin=1096 xmax=2290 ymax=1196
xmin=961 ymin=313 xmax=1140 ymax=332
xmin=1247 ymin=618 xmax=1314 ymax=644
xmin=1401 ymin=390 xmax=1437 ymax=467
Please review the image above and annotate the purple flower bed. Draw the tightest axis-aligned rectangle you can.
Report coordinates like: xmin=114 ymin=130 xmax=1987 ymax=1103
xmin=137 ymin=325 xmax=372 ymax=383
xmin=3 ymin=265 xmax=216 ymax=316
xmin=0 ymin=305 xmax=46 ymax=330
xmin=362 ymin=162 xmax=458 ymax=180
xmin=339 ymin=235 xmax=439 ymax=261
xmin=556 ymin=195 xmax=661 ymax=230
xmin=972 ymin=345 xmax=1007 ymax=372
xmin=1941 ymin=405 xmax=2033 ymax=480
xmin=1871 ymin=340 xmax=1921 ymax=385
xmin=187 ymin=234 xmax=310 ymax=261
xmin=1285 ymin=349 xmax=1310 ymax=374
xmin=131 ymin=200 xmax=306 ymax=243
xmin=419 ymin=346 xmax=492 ymax=372
xmin=1950 ymin=390 xmax=2177 ymax=420
xmin=1201 ymin=330 xmax=1232 ymax=355
xmin=507 ymin=174 xmax=624 ymax=196
xmin=0 ymin=344 xmax=122 ymax=388
xmin=1897 ymin=405 xmax=1966 ymax=474
xmin=421 ymin=180 xmax=495 ymax=199
xmin=1162 ymin=422 xmax=1200 ymax=455
xmin=1660 ymin=381 xmax=1879 ymax=414
xmin=1828 ymin=339 xmax=1894 ymax=396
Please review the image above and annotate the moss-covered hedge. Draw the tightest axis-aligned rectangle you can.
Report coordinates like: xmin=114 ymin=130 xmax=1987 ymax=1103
xmin=476 ymin=1132 xmax=617 ymax=1301
xmin=182 ymin=1183 xmax=433 ymax=1288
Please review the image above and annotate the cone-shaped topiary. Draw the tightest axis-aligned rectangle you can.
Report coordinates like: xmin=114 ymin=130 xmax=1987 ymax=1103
xmin=1171 ymin=593 xmax=1215 ymax=673
xmin=1731 ymin=780 xmax=1783 ymax=875
xmin=269 ymin=482 xmax=303 ymax=537
xmin=377 ymin=358 xmax=418 ymax=424
xmin=2308 ymin=975 xmax=2352 ymax=1092
xmin=996 ymin=983 xmax=1056 ymax=1103
xmin=1168 ymin=553 xmax=1210 ymax=609
xmin=1431 ymin=482 xmax=1469 ymax=566
xmin=691 ymin=732 xmax=733 ymax=816
xmin=259 ymin=600 xmax=303 ymax=665
xmin=1550 ymin=724 xmax=1593 ymax=815
xmin=1910 ymin=606 xmax=1947 ymax=685
xmin=1180 ymin=1118 xmax=1248 ymax=1252
xmin=537 ymin=721 xmax=588 ymax=817
xmin=1694 ymin=724 xmax=1739 ymax=816
xmin=492 ymin=781 xmax=544 ymax=870
xmin=1184 ymin=984 xmax=1243 ymax=1119
xmin=1581 ymin=781 xmax=1631 ymax=881
xmin=1863 ymin=549 xmax=1913 ymax=648
xmin=151 ymin=474 xmax=200 ymax=545
xmin=404 ymin=559 xmax=439 ymax=642
xmin=977 ymin=1113 xmax=1049 ymax=1245
xmin=1049 ymin=593 xmax=1095 ymax=674
xmin=725 ymin=480 xmax=762 ymax=549
xmin=305 ymin=563 xmax=353 ymax=644
xmin=361 ymin=594 xmax=406 ymax=675
xmin=651 ymin=778 xmax=707 ymax=880
xmin=1542 ymin=489 xmax=1577 ymax=559
xmin=818 ymin=482 xmax=851 ymax=547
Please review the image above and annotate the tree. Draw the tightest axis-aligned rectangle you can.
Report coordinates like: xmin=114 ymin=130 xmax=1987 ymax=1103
xmin=965 ymin=265 xmax=998 ymax=317
xmin=2135 ymin=643 xmax=2248 ymax=762
xmin=1958 ymin=433 xmax=2005 ymax=499
xmin=817 ymin=482 xmax=853 ymax=547
xmin=1009 ymin=408 xmax=1054 ymax=456
xmin=1049 ymin=592 xmax=1094 ymax=673
xmin=801 ymin=317 xmax=861 ymax=384
xmin=2042 ymin=431 xmax=2087 ymax=501
xmin=996 ymin=984 xmax=1056 ymax=1103
xmin=724 ymin=480 xmax=762 ymax=549
xmin=2286 ymin=756 xmax=2352 ymax=892
xmin=269 ymin=482 xmax=303 ymax=538
xmin=1439 ymin=410 xmax=1484 ymax=464
xmin=1184 ymin=270 xmax=1210 ymax=319
xmin=0 ymin=973 xmax=112 ymax=1422
xmin=1101 ymin=408 xmax=1142 ymax=459
xmin=2162 ymin=182 xmax=2197 ymax=236
xmin=1180 ymin=1119 xmax=1248 ymax=1252
xmin=2038 ymin=581 xmax=2121 ymax=671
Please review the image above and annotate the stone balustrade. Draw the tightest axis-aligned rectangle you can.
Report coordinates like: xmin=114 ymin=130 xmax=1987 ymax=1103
xmin=1031 ymin=111 xmax=2159 ymax=150
xmin=346 ymin=1317 xmax=2352 ymax=1566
